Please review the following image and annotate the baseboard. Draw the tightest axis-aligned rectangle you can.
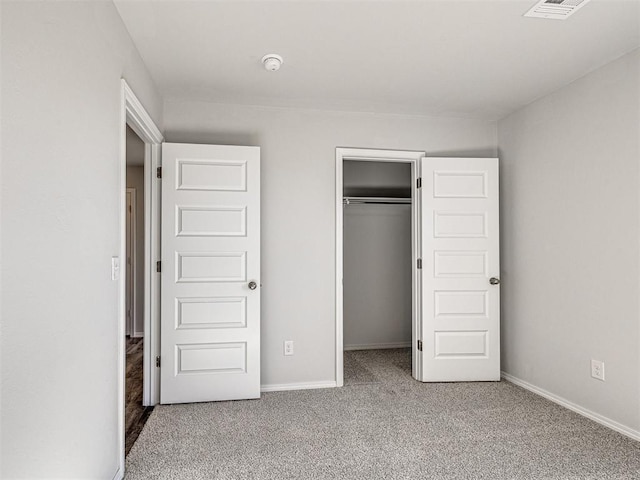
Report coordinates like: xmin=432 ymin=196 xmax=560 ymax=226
xmin=344 ymin=342 xmax=411 ymax=351
xmin=111 ymin=467 xmax=124 ymax=480
xmin=501 ymin=371 xmax=640 ymax=442
xmin=261 ymin=381 xmax=337 ymax=393
xmin=132 ymin=331 xmax=144 ymax=338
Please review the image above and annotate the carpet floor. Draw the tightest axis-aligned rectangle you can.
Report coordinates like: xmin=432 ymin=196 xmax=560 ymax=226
xmin=125 ymin=349 xmax=640 ymax=479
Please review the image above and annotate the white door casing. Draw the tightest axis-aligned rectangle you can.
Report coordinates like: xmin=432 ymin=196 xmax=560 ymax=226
xmin=420 ymin=157 xmax=500 ymax=382
xmin=335 ymin=148 xmax=425 ymax=386
xmin=161 ymin=143 xmax=261 ymax=404
xmin=125 ymin=189 xmax=135 ymax=337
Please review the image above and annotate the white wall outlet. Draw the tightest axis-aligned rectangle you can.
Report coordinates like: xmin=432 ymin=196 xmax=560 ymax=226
xmin=284 ymin=340 xmax=294 ymax=356
xmin=591 ymin=359 xmax=605 ymax=381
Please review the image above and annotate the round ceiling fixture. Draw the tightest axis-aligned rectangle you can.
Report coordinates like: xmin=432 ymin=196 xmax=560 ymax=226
xmin=262 ymin=54 xmax=283 ymax=72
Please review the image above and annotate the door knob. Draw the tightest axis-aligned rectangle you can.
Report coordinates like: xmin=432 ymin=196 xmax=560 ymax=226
xmin=489 ymin=277 xmax=500 ymax=285
xmin=248 ymin=281 xmax=258 ymax=290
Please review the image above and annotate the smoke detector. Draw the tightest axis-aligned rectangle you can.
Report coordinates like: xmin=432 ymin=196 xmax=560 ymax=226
xmin=262 ymin=54 xmax=283 ymax=72
xmin=524 ymin=0 xmax=591 ymax=20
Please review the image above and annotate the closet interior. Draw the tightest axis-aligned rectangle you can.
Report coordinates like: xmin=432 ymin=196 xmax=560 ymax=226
xmin=342 ymin=160 xmax=414 ymax=380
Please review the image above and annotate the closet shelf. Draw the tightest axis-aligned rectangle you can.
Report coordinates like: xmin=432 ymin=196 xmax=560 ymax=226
xmin=343 ymin=196 xmax=411 ymax=205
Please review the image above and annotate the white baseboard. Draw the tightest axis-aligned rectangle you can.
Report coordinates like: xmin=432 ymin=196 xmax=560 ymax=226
xmin=344 ymin=342 xmax=411 ymax=351
xmin=501 ymin=371 xmax=640 ymax=442
xmin=132 ymin=331 xmax=144 ymax=338
xmin=261 ymin=381 xmax=337 ymax=393
xmin=111 ymin=467 xmax=123 ymax=480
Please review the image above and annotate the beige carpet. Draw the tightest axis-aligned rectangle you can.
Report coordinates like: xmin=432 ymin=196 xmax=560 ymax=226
xmin=126 ymin=349 xmax=640 ymax=479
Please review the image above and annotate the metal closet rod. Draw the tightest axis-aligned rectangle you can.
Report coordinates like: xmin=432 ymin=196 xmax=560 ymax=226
xmin=343 ymin=196 xmax=412 ymax=205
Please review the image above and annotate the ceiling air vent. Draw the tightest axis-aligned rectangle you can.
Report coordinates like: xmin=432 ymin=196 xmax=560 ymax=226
xmin=524 ymin=0 xmax=591 ymax=20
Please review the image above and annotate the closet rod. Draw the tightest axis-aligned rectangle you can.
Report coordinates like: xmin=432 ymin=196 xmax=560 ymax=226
xmin=343 ymin=196 xmax=411 ymax=205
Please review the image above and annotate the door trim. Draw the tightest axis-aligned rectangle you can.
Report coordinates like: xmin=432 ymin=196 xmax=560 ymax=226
xmin=335 ymin=147 xmax=425 ymax=387
xmin=118 ymin=79 xmax=163 ymax=476
xmin=126 ymin=187 xmax=137 ymax=337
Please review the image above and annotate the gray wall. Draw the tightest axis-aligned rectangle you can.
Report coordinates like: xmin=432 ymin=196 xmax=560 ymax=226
xmin=343 ymin=160 xmax=412 ymax=197
xmin=343 ymin=161 xmax=412 ymax=349
xmin=126 ymin=166 xmax=145 ymax=337
xmin=1 ymin=2 xmax=162 ymax=477
xmin=498 ymin=48 xmax=640 ymax=433
xmin=344 ymin=204 xmax=412 ymax=349
xmin=164 ymin=100 xmax=497 ymax=387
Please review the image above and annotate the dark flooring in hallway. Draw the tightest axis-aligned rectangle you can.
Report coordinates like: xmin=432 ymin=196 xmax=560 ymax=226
xmin=126 ymin=336 xmax=153 ymax=456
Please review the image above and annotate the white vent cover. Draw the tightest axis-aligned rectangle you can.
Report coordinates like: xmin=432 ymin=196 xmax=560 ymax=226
xmin=524 ymin=0 xmax=591 ymax=20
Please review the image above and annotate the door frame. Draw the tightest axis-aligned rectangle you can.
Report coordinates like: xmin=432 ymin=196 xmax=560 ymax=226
xmin=335 ymin=147 xmax=425 ymax=387
xmin=125 ymin=187 xmax=137 ymax=337
xmin=118 ymin=79 xmax=163 ymax=474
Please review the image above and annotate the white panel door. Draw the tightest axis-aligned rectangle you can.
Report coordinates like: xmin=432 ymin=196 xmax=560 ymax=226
xmin=420 ymin=157 xmax=500 ymax=382
xmin=161 ymin=143 xmax=260 ymax=404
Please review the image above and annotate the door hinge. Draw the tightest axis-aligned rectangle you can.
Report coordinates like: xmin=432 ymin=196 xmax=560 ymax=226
xmin=156 ymin=260 xmax=161 ymax=273
xmin=417 ymin=258 xmax=422 ymax=269
xmin=417 ymin=177 xmax=422 ymax=189
xmin=155 ymin=356 xmax=161 ymax=368
xmin=156 ymin=166 xmax=162 ymax=179
xmin=417 ymin=340 xmax=423 ymax=352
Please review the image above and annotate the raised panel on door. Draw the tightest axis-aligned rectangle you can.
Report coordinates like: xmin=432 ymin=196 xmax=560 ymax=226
xmin=420 ymin=157 xmax=500 ymax=382
xmin=161 ymin=143 xmax=260 ymax=404
xmin=176 ymin=297 xmax=247 ymax=329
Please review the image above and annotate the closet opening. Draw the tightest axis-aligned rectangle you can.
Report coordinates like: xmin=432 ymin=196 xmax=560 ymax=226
xmin=335 ymin=148 xmax=426 ymax=387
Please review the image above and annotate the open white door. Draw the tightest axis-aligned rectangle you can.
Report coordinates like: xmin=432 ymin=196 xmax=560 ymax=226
xmin=160 ymin=143 xmax=260 ymax=404
xmin=419 ymin=157 xmax=500 ymax=382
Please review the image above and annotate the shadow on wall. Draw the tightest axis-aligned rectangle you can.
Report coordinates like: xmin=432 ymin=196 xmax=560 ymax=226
xmin=162 ymin=131 xmax=496 ymax=161
xmin=164 ymin=130 xmax=261 ymax=147
xmin=426 ymin=148 xmax=498 ymax=158
xmin=495 ymin=146 xmax=510 ymax=376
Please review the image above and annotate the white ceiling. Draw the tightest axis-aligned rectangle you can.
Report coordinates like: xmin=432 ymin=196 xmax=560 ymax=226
xmin=114 ymin=0 xmax=640 ymax=120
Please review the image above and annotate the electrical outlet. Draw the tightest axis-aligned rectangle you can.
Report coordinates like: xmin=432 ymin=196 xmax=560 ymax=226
xmin=591 ymin=359 xmax=605 ymax=381
xmin=284 ymin=341 xmax=294 ymax=356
